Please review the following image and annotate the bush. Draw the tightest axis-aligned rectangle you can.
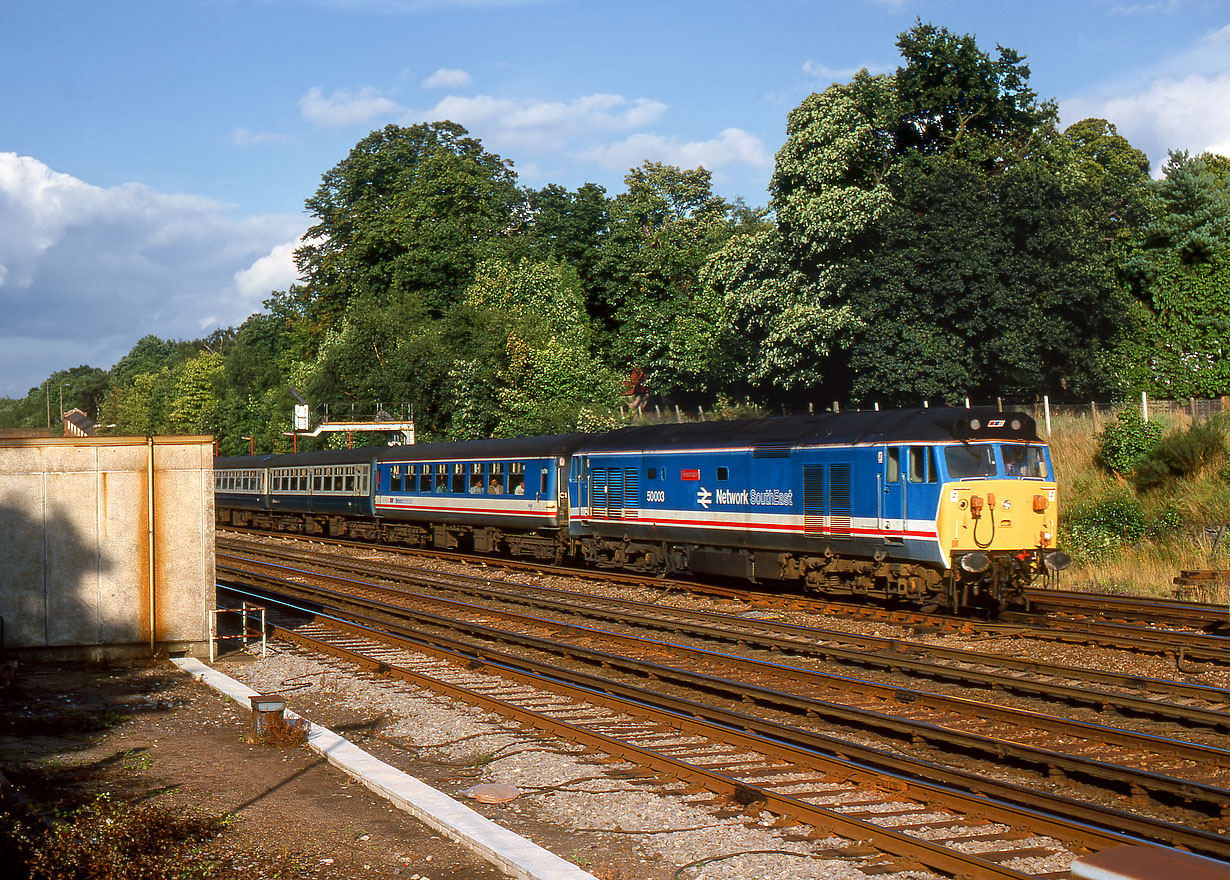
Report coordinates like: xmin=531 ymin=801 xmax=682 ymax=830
xmin=1061 ymin=487 xmax=1147 ymax=563
xmin=1095 ymin=408 xmax=1162 ymax=475
xmin=1132 ymin=419 xmax=1227 ymax=490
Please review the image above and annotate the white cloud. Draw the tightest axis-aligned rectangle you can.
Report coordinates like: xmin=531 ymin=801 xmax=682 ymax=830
xmin=1063 ymin=74 xmax=1230 ymax=172
xmin=229 ymin=128 xmax=289 ymax=147
xmin=401 ymin=93 xmax=668 ymax=149
xmin=1061 ymin=26 xmax=1230 ymax=171
xmin=0 ymin=153 xmax=304 ymax=397
xmin=577 ymin=129 xmax=771 ymax=177
xmin=299 ymin=85 xmax=401 ymax=127
xmin=234 ymin=237 xmax=306 ymax=311
xmin=423 ymin=68 xmax=472 ymax=89
xmin=802 ymin=59 xmax=886 ymax=83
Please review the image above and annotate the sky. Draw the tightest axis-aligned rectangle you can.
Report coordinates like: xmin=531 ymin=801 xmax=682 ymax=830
xmin=2 ymin=0 xmax=1229 ymax=399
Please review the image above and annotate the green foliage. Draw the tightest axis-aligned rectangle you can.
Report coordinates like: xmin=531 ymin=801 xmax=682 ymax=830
xmin=1132 ymin=419 xmax=1227 ymax=490
xmin=167 ymin=352 xmax=225 ymax=435
xmin=1060 ymin=486 xmax=1147 ymax=563
xmin=9 ymin=25 xmax=1227 ymax=447
xmin=1116 ymin=152 xmax=1230 ymax=397
xmin=1094 ymin=408 xmax=1163 ymax=475
xmin=757 ymin=23 xmax=1126 ymax=403
xmin=293 ymin=121 xmax=520 ymax=334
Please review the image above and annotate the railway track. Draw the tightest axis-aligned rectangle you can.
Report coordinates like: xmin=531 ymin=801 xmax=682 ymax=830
xmin=236 ymin=604 xmax=1178 ymax=879
xmin=219 ymin=531 xmax=1230 ymax=665
xmin=213 ymin=540 xmax=1230 ymax=874
xmin=218 ymin=556 xmax=1230 ymax=827
xmin=218 ymin=538 xmax=1230 ymax=734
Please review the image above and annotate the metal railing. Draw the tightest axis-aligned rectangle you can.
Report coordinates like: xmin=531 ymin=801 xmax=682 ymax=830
xmin=208 ymin=601 xmax=266 ymax=663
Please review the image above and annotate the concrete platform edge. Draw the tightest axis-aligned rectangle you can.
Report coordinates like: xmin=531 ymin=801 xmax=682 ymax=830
xmin=172 ymin=657 xmax=599 ymax=880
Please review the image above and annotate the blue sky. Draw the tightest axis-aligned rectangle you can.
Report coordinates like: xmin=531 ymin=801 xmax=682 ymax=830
xmin=2 ymin=0 xmax=1229 ymax=399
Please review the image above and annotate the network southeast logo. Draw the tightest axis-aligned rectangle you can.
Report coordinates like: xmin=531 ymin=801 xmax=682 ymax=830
xmin=697 ymin=487 xmax=795 ymax=509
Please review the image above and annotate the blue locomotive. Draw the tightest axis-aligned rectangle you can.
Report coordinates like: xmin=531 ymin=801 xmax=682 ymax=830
xmin=215 ymin=407 xmax=1069 ymax=611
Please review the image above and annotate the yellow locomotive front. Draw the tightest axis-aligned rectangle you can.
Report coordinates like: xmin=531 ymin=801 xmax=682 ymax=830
xmin=935 ymin=439 xmax=1070 ymax=609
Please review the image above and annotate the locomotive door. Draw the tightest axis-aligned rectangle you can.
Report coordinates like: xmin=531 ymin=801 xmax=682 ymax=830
xmin=557 ymin=458 xmax=569 ymax=523
xmin=879 ymin=446 xmax=906 ymax=543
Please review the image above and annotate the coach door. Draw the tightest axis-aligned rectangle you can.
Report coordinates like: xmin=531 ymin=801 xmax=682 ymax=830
xmin=879 ymin=447 xmax=906 ymax=543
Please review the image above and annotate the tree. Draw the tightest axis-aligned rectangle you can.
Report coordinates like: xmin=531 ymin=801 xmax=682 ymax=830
xmin=1117 ymin=152 xmax=1230 ymax=396
xmin=167 ymin=352 xmax=225 ymax=435
xmin=588 ymin=162 xmax=742 ymax=395
xmin=754 ymin=22 xmax=1127 ymax=404
xmin=291 ymin=122 xmax=520 ymax=335
xmin=893 ymin=21 xmax=1046 ymax=164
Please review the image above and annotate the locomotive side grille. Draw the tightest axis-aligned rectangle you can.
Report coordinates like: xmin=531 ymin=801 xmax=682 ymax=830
xmin=753 ymin=442 xmax=792 ymax=458
xmin=607 ymin=468 xmax=624 ymax=520
xmin=803 ymin=465 xmax=824 ymax=536
xmin=590 ymin=468 xmax=608 ymax=519
xmin=828 ymin=463 xmax=852 ymax=536
xmin=622 ymin=468 xmax=639 ymax=519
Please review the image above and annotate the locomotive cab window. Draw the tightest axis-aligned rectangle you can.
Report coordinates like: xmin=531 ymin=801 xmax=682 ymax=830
xmin=1000 ymin=443 xmax=1047 ymax=478
xmin=944 ymin=444 xmax=998 ymax=478
xmin=540 ymin=467 xmax=549 ymax=495
xmin=886 ymin=448 xmax=901 ymax=483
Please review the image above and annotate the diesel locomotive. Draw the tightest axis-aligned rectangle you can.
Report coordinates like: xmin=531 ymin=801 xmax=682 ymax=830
xmin=215 ymin=407 xmax=1069 ymax=612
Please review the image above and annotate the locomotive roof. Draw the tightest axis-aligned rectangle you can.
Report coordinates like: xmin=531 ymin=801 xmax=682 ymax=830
xmin=576 ymin=407 xmax=1039 ymax=452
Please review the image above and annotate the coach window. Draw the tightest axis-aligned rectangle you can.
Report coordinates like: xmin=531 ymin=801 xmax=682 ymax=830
xmin=345 ymin=469 xmax=356 ymax=493
xmin=509 ymin=462 xmax=526 ymax=495
xmin=390 ymin=465 xmax=402 ymax=493
xmin=449 ymin=463 xmax=464 ymax=493
xmin=312 ymin=470 xmax=322 ymax=492
xmin=908 ymin=446 xmax=936 ymax=483
xmin=489 ymin=462 xmax=504 ymax=494
xmin=418 ymin=466 xmax=432 ymax=493
xmin=434 ymin=464 xmax=448 ymax=493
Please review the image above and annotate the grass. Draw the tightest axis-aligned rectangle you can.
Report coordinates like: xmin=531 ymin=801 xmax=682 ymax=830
xmin=1048 ymin=410 xmax=1230 ymax=598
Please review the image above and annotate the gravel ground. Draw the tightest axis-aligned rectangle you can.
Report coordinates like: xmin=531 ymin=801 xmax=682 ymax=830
xmin=219 ymin=645 xmax=944 ymax=880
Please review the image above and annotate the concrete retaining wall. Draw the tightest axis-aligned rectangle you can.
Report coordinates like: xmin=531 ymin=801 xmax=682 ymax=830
xmin=0 ymin=437 xmax=215 ymax=659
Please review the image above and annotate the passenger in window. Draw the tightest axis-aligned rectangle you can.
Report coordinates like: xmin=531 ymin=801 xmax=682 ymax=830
xmin=511 ymin=476 xmax=525 ymax=495
xmin=469 ymin=477 xmax=484 ymax=494
xmin=488 ymin=477 xmax=503 ymax=494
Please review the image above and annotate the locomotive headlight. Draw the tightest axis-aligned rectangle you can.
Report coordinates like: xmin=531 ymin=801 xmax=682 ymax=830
xmin=1002 ymin=499 xmax=1011 ymax=511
